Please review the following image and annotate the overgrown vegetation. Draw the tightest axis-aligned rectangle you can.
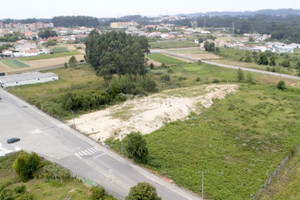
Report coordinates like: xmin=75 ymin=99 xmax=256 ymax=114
xmin=108 ymin=84 xmax=300 ymax=199
xmin=0 ymin=152 xmax=116 ymax=200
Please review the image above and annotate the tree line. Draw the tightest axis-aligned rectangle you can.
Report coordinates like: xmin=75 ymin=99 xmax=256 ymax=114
xmin=52 ymin=16 xmax=100 ymax=27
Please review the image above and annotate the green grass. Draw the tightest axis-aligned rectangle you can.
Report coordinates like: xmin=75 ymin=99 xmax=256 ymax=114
xmin=147 ymin=53 xmax=186 ymax=65
xmin=19 ymin=51 xmax=80 ymax=61
xmin=259 ymin=148 xmax=300 ymax=200
xmin=1 ymin=59 xmax=29 ymax=68
xmin=108 ymin=84 xmax=300 ymax=200
xmin=0 ymin=152 xmax=116 ymax=200
xmin=50 ymin=47 xmax=69 ymax=53
xmin=150 ymin=40 xmax=199 ymax=49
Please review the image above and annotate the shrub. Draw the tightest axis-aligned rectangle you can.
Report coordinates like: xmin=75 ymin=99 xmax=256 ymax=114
xmin=160 ymin=74 xmax=170 ymax=82
xmin=281 ymin=60 xmax=290 ymax=68
xmin=237 ymin=68 xmax=244 ymax=82
xmin=196 ymin=77 xmax=201 ymax=82
xmin=126 ymin=132 xmax=148 ymax=163
xmin=14 ymin=185 xmax=26 ymax=194
xmin=90 ymin=186 xmax=105 ymax=200
xmin=212 ymin=79 xmax=219 ymax=83
xmin=149 ymin=62 xmax=154 ymax=69
xmin=277 ymin=80 xmax=286 ymax=90
xmin=12 ymin=151 xmax=41 ymax=182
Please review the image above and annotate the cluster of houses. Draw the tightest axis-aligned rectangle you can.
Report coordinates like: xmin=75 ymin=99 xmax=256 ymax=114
xmin=1 ymin=39 xmax=48 ymax=57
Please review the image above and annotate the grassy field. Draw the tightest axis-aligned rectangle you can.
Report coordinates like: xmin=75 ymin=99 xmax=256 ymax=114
xmin=8 ymin=64 xmax=106 ymax=119
xmin=19 ymin=51 xmax=80 ymax=61
xmin=108 ymin=84 xmax=300 ymax=200
xmin=147 ymin=54 xmax=186 ymax=65
xmin=1 ymin=59 xmax=29 ymax=68
xmin=259 ymin=148 xmax=300 ymax=200
xmin=150 ymin=40 xmax=199 ymax=49
xmin=0 ymin=152 xmax=116 ymax=200
xmin=50 ymin=47 xmax=69 ymax=53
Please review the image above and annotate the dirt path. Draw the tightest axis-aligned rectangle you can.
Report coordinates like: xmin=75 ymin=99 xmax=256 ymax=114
xmin=67 ymin=84 xmax=239 ymax=143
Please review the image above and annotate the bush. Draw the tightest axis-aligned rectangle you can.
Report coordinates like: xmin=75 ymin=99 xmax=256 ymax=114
xmin=212 ymin=79 xmax=219 ymax=83
xmin=237 ymin=68 xmax=244 ymax=82
xmin=281 ymin=60 xmax=290 ymax=68
xmin=12 ymin=152 xmax=41 ymax=182
xmin=90 ymin=186 xmax=105 ymax=200
xmin=126 ymin=132 xmax=148 ymax=163
xmin=160 ymin=74 xmax=170 ymax=82
xmin=277 ymin=80 xmax=286 ymax=90
xmin=126 ymin=182 xmax=161 ymax=200
xmin=149 ymin=62 xmax=154 ymax=69
xmin=148 ymin=159 xmax=162 ymax=168
xmin=14 ymin=185 xmax=26 ymax=194
xmin=196 ymin=77 xmax=201 ymax=82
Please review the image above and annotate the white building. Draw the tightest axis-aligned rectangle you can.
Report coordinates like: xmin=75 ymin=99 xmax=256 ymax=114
xmin=0 ymin=72 xmax=59 ymax=88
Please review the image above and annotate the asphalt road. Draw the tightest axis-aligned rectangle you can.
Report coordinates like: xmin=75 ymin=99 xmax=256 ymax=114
xmin=150 ymin=49 xmax=300 ymax=81
xmin=0 ymin=88 xmax=202 ymax=200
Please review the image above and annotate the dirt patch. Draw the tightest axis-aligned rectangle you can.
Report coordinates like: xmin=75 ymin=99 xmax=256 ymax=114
xmin=67 ymin=84 xmax=239 ymax=143
xmin=147 ymin=58 xmax=162 ymax=66
xmin=23 ymin=55 xmax=84 ymax=68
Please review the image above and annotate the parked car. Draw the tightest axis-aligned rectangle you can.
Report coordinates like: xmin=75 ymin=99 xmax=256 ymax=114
xmin=7 ymin=137 xmax=20 ymax=144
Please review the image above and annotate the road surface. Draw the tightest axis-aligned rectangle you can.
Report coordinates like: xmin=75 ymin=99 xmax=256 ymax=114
xmin=0 ymin=88 xmax=201 ymax=200
xmin=150 ymin=49 xmax=300 ymax=81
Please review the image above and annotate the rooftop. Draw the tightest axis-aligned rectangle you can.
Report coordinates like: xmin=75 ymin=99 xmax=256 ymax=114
xmin=0 ymin=72 xmax=58 ymax=84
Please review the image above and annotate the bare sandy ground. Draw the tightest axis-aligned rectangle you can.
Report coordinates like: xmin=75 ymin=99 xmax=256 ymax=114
xmin=67 ymin=84 xmax=238 ymax=143
xmin=23 ymin=55 xmax=84 ymax=68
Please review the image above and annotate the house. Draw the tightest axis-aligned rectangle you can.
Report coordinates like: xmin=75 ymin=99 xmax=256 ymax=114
xmin=0 ymin=72 xmax=59 ymax=88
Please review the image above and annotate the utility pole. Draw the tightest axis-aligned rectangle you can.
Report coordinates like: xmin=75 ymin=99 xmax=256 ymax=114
xmin=198 ymin=171 xmax=204 ymax=199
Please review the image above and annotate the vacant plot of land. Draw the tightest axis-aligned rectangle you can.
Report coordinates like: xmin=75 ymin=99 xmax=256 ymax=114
xmin=67 ymin=84 xmax=238 ymax=142
xmin=150 ymin=41 xmax=199 ymax=49
xmin=1 ymin=59 xmax=29 ymax=68
xmin=167 ymin=49 xmax=222 ymax=60
xmin=259 ymin=148 xmax=300 ymax=200
xmin=22 ymin=54 xmax=84 ymax=69
xmin=108 ymin=84 xmax=300 ymax=200
xmin=50 ymin=47 xmax=69 ymax=53
xmin=19 ymin=51 xmax=80 ymax=61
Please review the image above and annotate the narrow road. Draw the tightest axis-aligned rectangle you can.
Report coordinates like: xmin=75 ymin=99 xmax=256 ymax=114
xmin=150 ymin=49 xmax=300 ymax=81
xmin=0 ymin=88 xmax=201 ymax=200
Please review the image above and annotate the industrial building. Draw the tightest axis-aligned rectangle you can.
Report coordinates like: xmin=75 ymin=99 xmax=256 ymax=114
xmin=0 ymin=72 xmax=59 ymax=88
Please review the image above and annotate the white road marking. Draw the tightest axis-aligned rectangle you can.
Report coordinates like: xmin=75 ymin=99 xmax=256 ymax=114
xmin=95 ymin=153 xmax=106 ymax=158
xmin=71 ymin=147 xmax=81 ymax=151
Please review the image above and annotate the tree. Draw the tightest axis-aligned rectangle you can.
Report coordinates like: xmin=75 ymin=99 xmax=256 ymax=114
xmin=126 ymin=132 xmax=148 ymax=163
xmin=68 ymin=56 xmax=77 ymax=69
xmin=258 ymin=53 xmax=269 ymax=65
xmin=249 ymin=36 xmax=254 ymax=42
xmin=90 ymin=186 xmax=105 ymax=200
xmin=269 ymin=56 xmax=276 ymax=66
xmin=204 ymin=41 xmax=215 ymax=52
xmin=244 ymin=55 xmax=252 ymax=63
xmin=126 ymin=182 xmax=161 ymax=200
xmin=85 ymin=31 xmax=149 ymax=83
xmin=281 ymin=60 xmax=290 ymax=68
xmin=237 ymin=68 xmax=244 ymax=82
xmin=64 ymin=62 xmax=68 ymax=69
xmin=38 ymin=29 xmax=57 ymax=39
xmin=277 ymin=80 xmax=286 ymax=90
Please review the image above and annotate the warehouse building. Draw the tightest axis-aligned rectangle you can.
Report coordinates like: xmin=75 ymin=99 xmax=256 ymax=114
xmin=0 ymin=72 xmax=58 ymax=88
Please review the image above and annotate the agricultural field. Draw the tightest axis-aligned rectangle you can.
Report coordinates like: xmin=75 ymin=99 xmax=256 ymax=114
xmin=150 ymin=40 xmax=199 ymax=49
xmin=0 ymin=152 xmax=116 ymax=200
xmin=259 ymin=148 xmax=300 ymax=200
xmin=1 ymin=59 xmax=29 ymax=68
xmin=19 ymin=51 xmax=80 ymax=61
xmin=108 ymin=84 xmax=300 ymax=200
xmin=50 ymin=47 xmax=69 ymax=53
xmin=147 ymin=53 xmax=186 ymax=65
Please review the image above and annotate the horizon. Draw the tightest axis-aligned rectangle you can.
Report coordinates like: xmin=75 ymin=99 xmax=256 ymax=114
xmin=1 ymin=0 xmax=299 ymax=20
